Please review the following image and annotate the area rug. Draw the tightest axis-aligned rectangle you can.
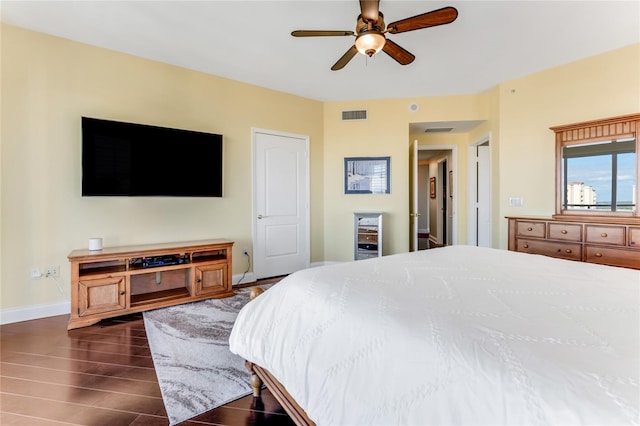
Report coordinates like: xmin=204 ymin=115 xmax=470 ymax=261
xmin=143 ymin=286 xmax=269 ymax=425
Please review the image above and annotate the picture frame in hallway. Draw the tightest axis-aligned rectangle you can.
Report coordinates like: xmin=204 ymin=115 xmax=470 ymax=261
xmin=344 ymin=157 xmax=390 ymax=194
xmin=430 ymin=177 xmax=436 ymax=198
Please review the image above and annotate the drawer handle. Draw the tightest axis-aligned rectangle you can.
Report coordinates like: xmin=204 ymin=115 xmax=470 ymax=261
xmin=595 ymin=252 xmax=603 ymax=258
xmin=601 ymin=233 xmax=608 ymax=238
xmin=561 ymin=230 xmax=567 ymax=234
xmin=565 ymin=249 xmax=572 ymax=254
xmin=527 ymin=227 xmax=533 ymax=231
xmin=119 ymin=291 xmax=125 ymax=295
xmin=523 ymin=244 xmax=529 ymax=248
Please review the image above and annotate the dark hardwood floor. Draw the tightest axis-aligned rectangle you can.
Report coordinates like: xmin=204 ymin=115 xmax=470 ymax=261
xmin=0 ymin=280 xmax=294 ymax=426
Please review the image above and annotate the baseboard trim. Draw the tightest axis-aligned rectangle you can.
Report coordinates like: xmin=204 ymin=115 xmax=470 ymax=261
xmin=233 ymin=262 xmax=345 ymax=284
xmin=310 ymin=261 xmax=343 ymax=267
xmin=232 ymin=272 xmax=256 ymax=286
xmin=1 ymin=301 xmax=71 ymax=325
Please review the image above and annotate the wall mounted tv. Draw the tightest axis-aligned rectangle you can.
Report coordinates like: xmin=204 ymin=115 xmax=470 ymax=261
xmin=82 ymin=117 xmax=223 ymax=197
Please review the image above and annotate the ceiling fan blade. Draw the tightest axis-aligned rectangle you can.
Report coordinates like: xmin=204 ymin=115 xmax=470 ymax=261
xmin=387 ymin=6 xmax=458 ymax=34
xmin=382 ymin=39 xmax=415 ymax=65
xmin=359 ymin=0 xmax=380 ymax=22
xmin=292 ymin=30 xmax=355 ymax=37
xmin=331 ymin=45 xmax=358 ymax=71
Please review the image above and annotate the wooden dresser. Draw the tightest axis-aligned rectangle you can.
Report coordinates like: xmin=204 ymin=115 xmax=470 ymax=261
xmin=507 ymin=216 xmax=640 ymax=270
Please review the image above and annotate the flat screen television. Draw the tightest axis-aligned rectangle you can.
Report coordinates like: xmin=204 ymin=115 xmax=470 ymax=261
xmin=82 ymin=117 xmax=223 ymax=197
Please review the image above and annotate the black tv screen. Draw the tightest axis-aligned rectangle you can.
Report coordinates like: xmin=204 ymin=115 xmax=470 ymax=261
xmin=82 ymin=117 xmax=223 ymax=197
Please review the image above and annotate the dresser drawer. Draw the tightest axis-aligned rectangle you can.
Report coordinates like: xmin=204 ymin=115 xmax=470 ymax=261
xmin=585 ymin=246 xmax=640 ymax=269
xmin=516 ymin=221 xmax=546 ymax=238
xmin=358 ymin=233 xmax=378 ymax=244
xmin=507 ymin=217 xmax=640 ymax=270
xmin=548 ymin=222 xmax=582 ymax=242
xmin=516 ymin=239 xmax=582 ymax=261
xmin=585 ymin=225 xmax=625 ymax=246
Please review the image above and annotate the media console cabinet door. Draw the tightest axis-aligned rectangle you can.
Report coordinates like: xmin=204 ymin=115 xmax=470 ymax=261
xmin=78 ymin=275 xmax=127 ymax=317
xmin=194 ymin=264 xmax=229 ymax=296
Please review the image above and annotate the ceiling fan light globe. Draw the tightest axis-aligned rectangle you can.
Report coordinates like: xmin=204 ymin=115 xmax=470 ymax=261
xmin=355 ymin=32 xmax=385 ymax=57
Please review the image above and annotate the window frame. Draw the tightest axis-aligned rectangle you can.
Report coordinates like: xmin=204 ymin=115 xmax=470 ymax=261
xmin=551 ymin=113 xmax=640 ymax=219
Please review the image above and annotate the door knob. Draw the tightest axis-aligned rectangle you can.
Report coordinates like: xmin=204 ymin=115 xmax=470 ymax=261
xmin=257 ymin=214 xmax=265 ymax=219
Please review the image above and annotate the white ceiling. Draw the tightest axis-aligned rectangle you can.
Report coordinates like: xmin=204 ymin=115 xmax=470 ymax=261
xmin=1 ymin=0 xmax=638 ymax=104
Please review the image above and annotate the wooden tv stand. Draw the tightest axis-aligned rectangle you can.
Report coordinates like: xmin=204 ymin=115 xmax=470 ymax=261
xmin=67 ymin=239 xmax=234 ymax=330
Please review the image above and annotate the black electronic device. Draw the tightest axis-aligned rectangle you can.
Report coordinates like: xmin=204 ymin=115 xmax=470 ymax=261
xmin=81 ymin=117 xmax=223 ymax=197
xmin=142 ymin=255 xmax=190 ymax=268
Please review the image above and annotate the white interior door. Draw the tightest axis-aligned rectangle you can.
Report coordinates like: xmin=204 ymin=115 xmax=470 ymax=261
xmin=253 ymin=129 xmax=309 ymax=279
xmin=410 ymin=140 xmax=419 ymax=251
xmin=468 ymin=139 xmax=491 ymax=247
xmin=477 ymin=144 xmax=491 ymax=246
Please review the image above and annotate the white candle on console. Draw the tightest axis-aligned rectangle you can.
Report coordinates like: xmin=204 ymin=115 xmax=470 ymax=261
xmin=88 ymin=238 xmax=103 ymax=251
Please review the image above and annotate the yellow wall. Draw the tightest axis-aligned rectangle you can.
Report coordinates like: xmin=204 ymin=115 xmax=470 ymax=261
xmin=321 ymin=44 xmax=639 ymax=256
xmin=323 ymin=94 xmax=487 ymax=259
xmin=2 ymin=21 xmax=638 ymax=317
xmin=1 ymin=24 xmax=324 ymax=311
xmin=496 ymin=43 xmax=640 ymax=247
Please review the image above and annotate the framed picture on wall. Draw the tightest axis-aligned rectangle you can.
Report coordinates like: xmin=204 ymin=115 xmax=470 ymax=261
xmin=430 ymin=177 xmax=436 ymax=198
xmin=344 ymin=157 xmax=390 ymax=194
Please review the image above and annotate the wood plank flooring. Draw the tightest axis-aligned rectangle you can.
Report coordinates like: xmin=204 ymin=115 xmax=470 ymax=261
xmin=1 ymin=281 xmax=294 ymax=426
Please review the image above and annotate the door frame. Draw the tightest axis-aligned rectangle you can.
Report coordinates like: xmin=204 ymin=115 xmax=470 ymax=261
xmin=413 ymin=144 xmax=458 ymax=246
xmin=438 ymin=158 xmax=448 ymax=245
xmin=467 ymin=133 xmax=492 ymax=247
xmin=251 ymin=128 xmax=310 ymax=280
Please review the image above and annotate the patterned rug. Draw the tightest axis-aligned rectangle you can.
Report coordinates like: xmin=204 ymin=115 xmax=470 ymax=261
xmin=143 ymin=287 xmax=265 ymax=425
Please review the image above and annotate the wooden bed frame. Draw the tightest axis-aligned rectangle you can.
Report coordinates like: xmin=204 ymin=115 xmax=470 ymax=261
xmin=246 ymin=361 xmax=315 ymax=426
xmin=245 ymin=286 xmax=315 ymax=426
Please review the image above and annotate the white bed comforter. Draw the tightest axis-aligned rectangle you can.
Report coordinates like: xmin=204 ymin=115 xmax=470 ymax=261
xmin=229 ymin=246 xmax=640 ymax=425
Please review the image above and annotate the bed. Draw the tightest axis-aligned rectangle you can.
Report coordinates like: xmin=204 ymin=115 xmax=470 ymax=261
xmin=228 ymin=246 xmax=639 ymax=425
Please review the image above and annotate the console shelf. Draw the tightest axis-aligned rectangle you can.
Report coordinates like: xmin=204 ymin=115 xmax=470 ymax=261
xmin=67 ymin=239 xmax=234 ymax=330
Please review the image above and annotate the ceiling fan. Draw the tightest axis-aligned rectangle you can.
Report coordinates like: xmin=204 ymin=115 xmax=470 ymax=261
xmin=291 ymin=0 xmax=458 ymax=71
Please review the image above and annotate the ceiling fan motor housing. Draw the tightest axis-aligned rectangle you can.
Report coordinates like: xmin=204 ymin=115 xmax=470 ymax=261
xmin=355 ymin=13 xmax=386 ymax=56
xmin=356 ymin=12 xmax=385 ymax=33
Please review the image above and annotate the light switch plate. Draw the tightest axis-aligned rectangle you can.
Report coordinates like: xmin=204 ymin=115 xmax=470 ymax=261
xmin=509 ymin=197 xmax=523 ymax=207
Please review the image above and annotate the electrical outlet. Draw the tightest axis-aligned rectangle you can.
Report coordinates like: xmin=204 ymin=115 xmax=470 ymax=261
xmin=45 ymin=265 xmax=60 ymax=278
xmin=30 ymin=267 xmax=41 ymax=280
xmin=242 ymin=247 xmax=249 ymax=256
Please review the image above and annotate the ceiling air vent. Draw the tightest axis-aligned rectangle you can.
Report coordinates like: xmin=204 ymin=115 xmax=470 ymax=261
xmin=425 ymin=127 xmax=454 ymax=133
xmin=341 ymin=110 xmax=368 ymax=121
